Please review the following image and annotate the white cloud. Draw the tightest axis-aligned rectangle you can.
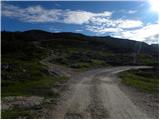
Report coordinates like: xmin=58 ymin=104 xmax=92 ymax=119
xmin=86 ymin=25 xmax=122 ymax=34
xmin=128 ymin=10 xmax=137 ymax=14
xmin=117 ymin=9 xmax=137 ymax=14
xmin=63 ymin=10 xmax=111 ymax=24
xmin=2 ymin=4 xmax=22 ymax=17
xmin=86 ymin=19 xmax=144 ymax=34
xmin=90 ymin=17 xmax=116 ymax=27
xmin=49 ymin=28 xmax=61 ymax=33
xmin=2 ymin=4 xmax=62 ymax=23
xmin=88 ymin=17 xmax=143 ymax=30
xmin=2 ymin=3 xmax=112 ymax=25
xmin=144 ymin=35 xmax=159 ymax=44
xmin=95 ymin=11 xmax=112 ymax=17
xmin=75 ymin=29 xmax=83 ymax=32
xmin=87 ymin=20 xmax=159 ymax=44
xmin=116 ymin=19 xmax=143 ymax=29
xmin=63 ymin=10 xmax=94 ymax=24
xmin=112 ymin=23 xmax=159 ymax=44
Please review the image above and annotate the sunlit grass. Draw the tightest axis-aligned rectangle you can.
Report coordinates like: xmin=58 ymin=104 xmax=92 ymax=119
xmin=119 ymin=69 xmax=159 ymax=92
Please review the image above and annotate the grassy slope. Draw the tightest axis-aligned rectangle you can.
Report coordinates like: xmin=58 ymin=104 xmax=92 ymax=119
xmin=119 ymin=68 xmax=159 ymax=93
xmin=1 ymin=33 xmax=68 ymax=118
xmin=2 ymin=108 xmax=39 ymax=119
xmin=2 ymin=58 xmax=67 ymax=118
xmin=2 ymin=51 xmax=68 ymax=97
xmin=41 ymin=39 xmax=158 ymax=69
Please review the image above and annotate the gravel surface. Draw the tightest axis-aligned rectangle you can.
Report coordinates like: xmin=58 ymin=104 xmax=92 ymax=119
xmin=2 ymin=96 xmax=44 ymax=110
xmin=51 ymin=66 xmax=156 ymax=119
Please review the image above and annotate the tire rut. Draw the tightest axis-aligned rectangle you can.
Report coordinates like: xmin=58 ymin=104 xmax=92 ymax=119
xmin=88 ymin=77 xmax=109 ymax=118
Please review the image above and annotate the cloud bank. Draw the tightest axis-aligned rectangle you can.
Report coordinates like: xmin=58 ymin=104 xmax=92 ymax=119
xmin=2 ymin=3 xmax=111 ymax=24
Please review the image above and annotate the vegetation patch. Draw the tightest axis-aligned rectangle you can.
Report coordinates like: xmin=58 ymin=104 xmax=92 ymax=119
xmin=119 ymin=68 xmax=159 ymax=92
xmin=2 ymin=75 xmax=67 ymax=97
xmin=2 ymin=57 xmax=68 ymax=97
xmin=1 ymin=105 xmax=47 ymax=119
xmin=1 ymin=32 xmax=68 ymax=118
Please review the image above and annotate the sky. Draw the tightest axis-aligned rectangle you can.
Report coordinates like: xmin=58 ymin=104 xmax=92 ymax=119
xmin=1 ymin=1 xmax=159 ymax=44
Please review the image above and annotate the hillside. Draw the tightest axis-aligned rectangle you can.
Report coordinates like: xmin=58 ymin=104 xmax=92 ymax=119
xmin=1 ymin=30 xmax=159 ymax=118
xmin=2 ymin=30 xmax=159 ymax=83
xmin=1 ymin=30 xmax=159 ymax=91
xmin=2 ymin=30 xmax=158 ymax=68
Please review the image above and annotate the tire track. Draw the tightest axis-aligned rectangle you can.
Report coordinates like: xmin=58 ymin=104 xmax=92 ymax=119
xmin=88 ymin=77 xmax=109 ymax=118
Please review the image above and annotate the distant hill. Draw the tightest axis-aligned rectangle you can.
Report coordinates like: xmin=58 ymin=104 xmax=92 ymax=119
xmin=2 ymin=30 xmax=159 ymax=67
xmin=151 ymin=44 xmax=159 ymax=49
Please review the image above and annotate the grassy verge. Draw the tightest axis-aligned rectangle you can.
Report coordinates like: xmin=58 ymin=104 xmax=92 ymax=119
xmin=2 ymin=57 xmax=68 ymax=97
xmin=1 ymin=39 xmax=68 ymax=118
xmin=119 ymin=68 xmax=159 ymax=93
xmin=1 ymin=57 xmax=68 ymax=118
xmin=2 ymin=75 xmax=67 ymax=97
xmin=2 ymin=108 xmax=38 ymax=119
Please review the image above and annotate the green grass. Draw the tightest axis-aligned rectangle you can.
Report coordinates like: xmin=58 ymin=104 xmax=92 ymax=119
xmin=2 ymin=56 xmax=68 ymax=97
xmin=2 ymin=75 xmax=67 ymax=97
xmin=2 ymin=107 xmax=43 ymax=119
xmin=119 ymin=69 xmax=159 ymax=92
xmin=91 ymin=59 xmax=107 ymax=66
xmin=1 ymin=39 xmax=69 ymax=118
xmin=68 ymin=59 xmax=109 ymax=70
xmin=41 ymin=39 xmax=159 ymax=67
xmin=138 ymin=54 xmax=157 ymax=66
xmin=49 ymin=47 xmax=110 ymax=69
xmin=1 ymin=57 xmax=68 ymax=118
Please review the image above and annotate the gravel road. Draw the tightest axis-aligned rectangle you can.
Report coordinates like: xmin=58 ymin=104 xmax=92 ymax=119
xmin=51 ymin=66 xmax=152 ymax=119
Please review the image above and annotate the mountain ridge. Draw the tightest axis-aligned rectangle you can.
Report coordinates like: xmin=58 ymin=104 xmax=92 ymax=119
xmin=3 ymin=29 xmax=158 ymax=46
xmin=2 ymin=29 xmax=158 ymax=67
xmin=2 ymin=30 xmax=158 ymax=56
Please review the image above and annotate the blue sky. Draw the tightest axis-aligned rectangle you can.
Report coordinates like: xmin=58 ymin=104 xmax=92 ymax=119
xmin=1 ymin=1 xmax=159 ymax=44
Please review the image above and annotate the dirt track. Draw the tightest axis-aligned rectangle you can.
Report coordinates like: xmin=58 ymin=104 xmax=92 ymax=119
xmin=51 ymin=66 xmax=152 ymax=119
